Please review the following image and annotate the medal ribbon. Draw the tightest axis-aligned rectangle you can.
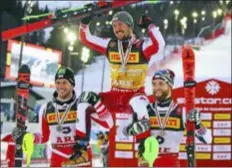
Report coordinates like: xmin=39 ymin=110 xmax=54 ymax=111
xmin=153 ymin=101 xmax=174 ymax=131
xmin=118 ymin=39 xmax=133 ymax=69
xmin=55 ymin=101 xmax=75 ymax=127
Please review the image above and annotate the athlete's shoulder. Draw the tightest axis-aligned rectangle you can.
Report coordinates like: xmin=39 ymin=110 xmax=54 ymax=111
xmin=108 ymin=39 xmax=117 ymax=49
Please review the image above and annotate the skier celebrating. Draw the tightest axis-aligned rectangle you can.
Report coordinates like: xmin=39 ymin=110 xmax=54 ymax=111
xmin=4 ymin=66 xmax=113 ymax=167
xmin=125 ymin=69 xmax=212 ymax=167
xmin=79 ymin=11 xmax=165 ymax=166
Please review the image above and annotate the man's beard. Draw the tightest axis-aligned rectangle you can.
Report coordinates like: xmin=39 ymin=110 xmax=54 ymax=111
xmin=116 ymin=31 xmax=130 ymax=40
xmin=153 ymin=89 xmax=170 ymax=102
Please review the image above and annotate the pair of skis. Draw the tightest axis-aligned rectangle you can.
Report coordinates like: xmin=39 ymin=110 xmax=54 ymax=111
xmin=15 ymin=65 xmax=33 ymax=167
xmin=2 ymin=0 xmax=142 ymax=41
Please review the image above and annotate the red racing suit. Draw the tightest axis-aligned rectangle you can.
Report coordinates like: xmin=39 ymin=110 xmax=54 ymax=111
xmin=1 ymin=91 xmax=113 ymax=167
xmin=79 ymin=22 xmax=165 ymax=166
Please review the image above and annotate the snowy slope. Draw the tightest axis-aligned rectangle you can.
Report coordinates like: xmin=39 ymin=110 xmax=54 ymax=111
xmin=145 ymin=30 xmax=231 ymax=94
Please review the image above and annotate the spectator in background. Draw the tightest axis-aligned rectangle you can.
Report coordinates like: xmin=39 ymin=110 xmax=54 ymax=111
xmin=97 ymin=131 xmax=109 ymax=167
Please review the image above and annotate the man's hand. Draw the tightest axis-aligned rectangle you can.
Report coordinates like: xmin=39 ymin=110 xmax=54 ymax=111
xmin=187 ymin=109 xmax=201 ymax=126
xmin=81 ymin=15 xmax=93 ymax=25
xmin=126 ymin=119 xmax=150 ymax=136
xmin=79 ymin=91 xmax=100 ymax=106
xmin=137 ymin=14 xmax=152 ymax=29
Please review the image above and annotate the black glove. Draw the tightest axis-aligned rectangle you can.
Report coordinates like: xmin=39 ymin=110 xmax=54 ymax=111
xmin=12 ymin=127 xmax=26 ymax=141
xmin=81 ymin=15 xmax=93 ymax=25
xmin=79 ymin=91 xmax=100 ymax=106
xmin=137 ymin=14 xmax=152 ymax=29
xmin=126 ymin=119 xmax=150 ymax=136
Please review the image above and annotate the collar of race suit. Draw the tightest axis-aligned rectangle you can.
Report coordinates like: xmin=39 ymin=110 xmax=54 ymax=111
xmin=53 ymin=90 xmax=77 ymax=106
xmin=156 ymin=97 xmax=173 ymax=107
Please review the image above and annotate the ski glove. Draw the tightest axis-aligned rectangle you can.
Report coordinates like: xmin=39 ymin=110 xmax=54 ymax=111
xmin=126 ymin=119 xmax=150 ymax=136
xmin=137 ymin=14 xmax=152 ymax=29
xmin=81 ymin=15 xmax=93 ymax=25
xmin=187 ymin=109 xmax=201 ymax=127
xmin=79 ymin=91 xmax=100 ymax=106
xmin=12 ymin=127 xmax=27 ymax=141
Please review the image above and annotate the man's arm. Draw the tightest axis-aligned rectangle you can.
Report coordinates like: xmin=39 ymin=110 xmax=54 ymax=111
xmin=79 ymin=22 xmax=111 ymax=55
xmin=33 ymin=104 xmax=50 ymax=144
xmin=79 ymin=91 xmax=113 ymax=129
xmin=124 ymin=94 xmax=151 ymax=138
xmin=138 ymin=15 xmax=165 ymax=61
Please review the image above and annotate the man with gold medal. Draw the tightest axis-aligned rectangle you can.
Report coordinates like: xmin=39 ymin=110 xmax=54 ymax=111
xmin=79 ymin=10 xmax=165 ymax=167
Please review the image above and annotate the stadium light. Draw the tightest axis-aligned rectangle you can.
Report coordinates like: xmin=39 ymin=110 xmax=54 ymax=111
xmin=68 ymin=45 xmax=74 ymax=52
xmin=201 ymin=10 xmax=206 ymax=16
xmin=81 ymin=47 xmax=90 ymax=63
xmin=212 ymin=11 xmax=217 ymax=18
xmin=163 ymin=19 xmax=168 ymax=25
xmin=64 ymin=27 xmax=69 ymax=34
xmin=174 ymin=9 xmax=180 ymax=20
xmin=192 ymin=12 xmax=198 ymax=18
xmin=109 ymin=10 xmax=113 ymax=15
xmin=96 ymin=22 xmax=100 ymax=26
xmin=193 ymin=19 xmax=197 ymax=24
xmin=170 ymin=1 xmax=174 ymax=5
xmin=217 ymin=8 xmax=223 ymax=16
xmin=219 ymin=0 xmax=223 ymax=5
xmin=183 ymin=16 xmax=187 ymax=22
xmin=141 ymin=29 xmax=146 ymax=33
xmin=67 ymin=32 xmax=77 ymax=43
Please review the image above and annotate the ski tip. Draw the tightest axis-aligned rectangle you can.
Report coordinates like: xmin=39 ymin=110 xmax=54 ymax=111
xmin=19 ymin=64 xmax=31 ymax=73
xmin=182 ymin=47 xmax=195 ymax=59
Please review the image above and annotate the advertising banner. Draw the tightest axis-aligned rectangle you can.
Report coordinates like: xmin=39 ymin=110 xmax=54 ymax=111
xmin=172 ymin=78 xmax=231 ymax=167
xmin=5 ymin=40 xmax=62 ymax=87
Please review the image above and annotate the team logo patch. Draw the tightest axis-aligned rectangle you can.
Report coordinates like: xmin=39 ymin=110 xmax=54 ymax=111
xmin=47 ymin=111 xmax=77 ymax=123
xmin=109 ymin=52 xmax=139 ymax=63
xmin=150 ymin=117 xmax=180 ymax=129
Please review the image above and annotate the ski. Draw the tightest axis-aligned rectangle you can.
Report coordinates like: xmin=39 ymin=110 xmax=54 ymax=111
xmin=2 ymin=0 xmax=142 ymax=41
xmin=182 ymin=47 xmax=196 ymax=167
xmin=15 ymin=64 xmax=31 ymax=167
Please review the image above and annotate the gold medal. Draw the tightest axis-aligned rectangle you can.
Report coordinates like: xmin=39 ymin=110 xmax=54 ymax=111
xmin=120 ymin=66 xmax=127 ymax=73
